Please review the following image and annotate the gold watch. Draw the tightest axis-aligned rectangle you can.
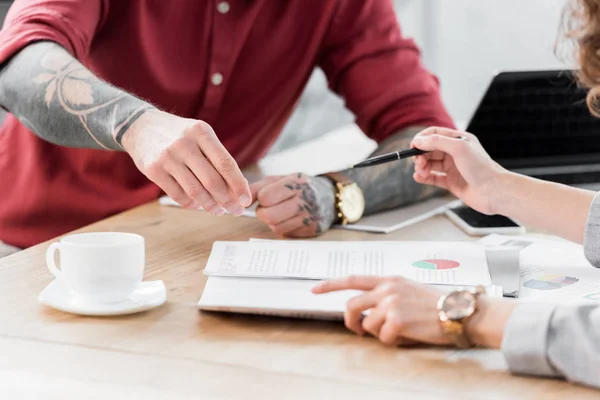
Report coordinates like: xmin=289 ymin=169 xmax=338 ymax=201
xmin=437 ymin=286 xmax=485 ymax=348
xmin=321 ymin=172 xmax=365 ymax=225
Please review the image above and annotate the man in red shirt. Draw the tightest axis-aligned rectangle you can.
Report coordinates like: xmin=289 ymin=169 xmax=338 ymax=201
xmin=0 ymin=0 xmax=453 ymax=251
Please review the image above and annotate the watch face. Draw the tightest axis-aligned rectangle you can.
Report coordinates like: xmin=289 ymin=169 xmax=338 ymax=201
xmin=441 ymin=291 xmax=476 ymax=320
xmin=339 ymin=184 xmax=365 ymax=223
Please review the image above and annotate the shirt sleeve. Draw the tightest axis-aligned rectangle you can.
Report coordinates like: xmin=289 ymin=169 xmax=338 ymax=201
xmin=318 ymin=0 xmax=454 ymax=142
xmin=584 ymin=191 xmax=600 ymax=268
xmin=501 ymin=302 xmax=600 ymax=389
xmin=0 ymin=0 xmax=107 ymax=64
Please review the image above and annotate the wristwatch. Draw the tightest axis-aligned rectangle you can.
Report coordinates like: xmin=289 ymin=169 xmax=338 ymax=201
xmin=437 ymin=286 xmax=485 ymax=348
xmin=320 ymin=172 xmax=365 ymax=225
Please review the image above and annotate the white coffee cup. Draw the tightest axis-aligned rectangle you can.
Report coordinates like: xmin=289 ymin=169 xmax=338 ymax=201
xmin=45 ymin=232 xmax=145 ymax=304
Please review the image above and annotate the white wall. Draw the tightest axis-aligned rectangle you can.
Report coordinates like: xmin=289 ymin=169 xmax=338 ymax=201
xmin=271 ymin=0 xmax=571 ymax=153
xmin=430 ymin=0 xmax=569 ymax=123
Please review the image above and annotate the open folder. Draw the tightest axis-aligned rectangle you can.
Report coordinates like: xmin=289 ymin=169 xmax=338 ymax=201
xmin=198 ymin=240 xmax=501 ymax=320
xmin=198 ymin=277 xmax=503 ymax=320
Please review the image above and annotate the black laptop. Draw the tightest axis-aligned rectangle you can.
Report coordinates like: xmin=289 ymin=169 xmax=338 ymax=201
xmin=467 ymin=70 xmax=600 ymax=189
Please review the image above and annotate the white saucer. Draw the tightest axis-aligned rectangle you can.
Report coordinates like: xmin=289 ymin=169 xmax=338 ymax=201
xmin=38 ymin=279 xmax=167 ymax=316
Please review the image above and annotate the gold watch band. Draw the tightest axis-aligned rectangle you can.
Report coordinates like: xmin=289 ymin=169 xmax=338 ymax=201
xmin=320 ymin=172 xmax=353 ymax=225
xmin=441 ymin=320 xmax=473 ymax=349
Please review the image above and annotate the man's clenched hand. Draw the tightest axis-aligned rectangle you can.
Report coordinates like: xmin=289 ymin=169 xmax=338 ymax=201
xmin=251 ymin=173 xmax=336 ymax=237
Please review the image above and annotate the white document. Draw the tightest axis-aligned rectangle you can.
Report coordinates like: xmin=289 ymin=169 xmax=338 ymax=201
xmin=198 ymin=276 xmax=503 ymax=320
xmin=159 ymin=196 xmax=456 ymax=234
xmin=158 ymin=196 xmax=257 ymax=217
xmin=203 ymin=241 xmax=492 ymax=286
xmin=479 ymin=234 xmax=600 ymax=304
xmin=258 ymin=124 xmax=377 ymax=176
xmin=340 ymin=198 xmax=458 ymax=234
xmin=519 ymin=264 xmax=600 ymax=304
xmin=198 ymin=277 xmax=359 ymax=320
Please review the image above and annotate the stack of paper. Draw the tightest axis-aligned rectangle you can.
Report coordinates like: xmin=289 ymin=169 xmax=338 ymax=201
xmin=198 ymin=240 xmax=500 ymax=320
xmin=203 ymin=241 xmax=492 ymax=284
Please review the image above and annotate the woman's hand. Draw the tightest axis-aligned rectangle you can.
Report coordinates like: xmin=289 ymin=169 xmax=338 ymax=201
xmin=411 ymin=127 xmax=507 ymax=215
xmin=312 ymin=276 xmax=452 ymax=346
xmin=313 ymin=276 xmax=517 ymax=349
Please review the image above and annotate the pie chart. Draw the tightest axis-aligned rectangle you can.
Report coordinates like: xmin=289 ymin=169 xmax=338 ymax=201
xmin=523 ymin=275 xmax=579 ymax=291
xmin=412 ymin=259 xmax=460 ymax=270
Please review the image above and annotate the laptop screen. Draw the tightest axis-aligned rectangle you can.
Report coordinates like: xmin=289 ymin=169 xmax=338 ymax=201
xmin=466 ymin=70 xmax=600 ymax=169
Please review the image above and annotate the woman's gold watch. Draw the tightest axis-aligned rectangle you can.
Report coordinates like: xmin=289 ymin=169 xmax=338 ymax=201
xmin=320 ymin=172 xmax=365 ymax=225
xmin=436 ymin=286 xmax=486 ymax=348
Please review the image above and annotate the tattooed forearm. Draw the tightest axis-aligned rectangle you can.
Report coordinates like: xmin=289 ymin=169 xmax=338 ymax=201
xmin=283 ymin=173 xmax=336 ymax=234
xmin=306 ymin=175 xmax=336 ymax=233
xmin=344 ymin=126 xmax=444 ymax=215
xmin=0 ymin=41 xmax=155 ymax=150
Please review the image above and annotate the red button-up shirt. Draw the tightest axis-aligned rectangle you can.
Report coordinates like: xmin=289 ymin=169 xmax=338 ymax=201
xmin=0 ymin=0 xmax=453 ymax=248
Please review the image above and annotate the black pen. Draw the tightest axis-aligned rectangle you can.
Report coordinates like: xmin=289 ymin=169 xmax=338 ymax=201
xmin=352 ymin=148 xmax=428 ymax=168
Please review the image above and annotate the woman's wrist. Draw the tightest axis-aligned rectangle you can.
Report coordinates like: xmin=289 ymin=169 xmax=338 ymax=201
xmin=465 ymin=297 xmax=519 ymax=349
xmin=488 ymin=169 xmax=522 ymax=216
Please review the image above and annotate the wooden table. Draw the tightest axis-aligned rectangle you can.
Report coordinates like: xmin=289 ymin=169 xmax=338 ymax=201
xmin=0 ymin=202 xmax=597 ymax=399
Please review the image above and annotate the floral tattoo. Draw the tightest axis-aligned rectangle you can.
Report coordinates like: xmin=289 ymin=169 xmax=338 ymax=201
xmin=1 ymin=42 xmax=156 ymax=151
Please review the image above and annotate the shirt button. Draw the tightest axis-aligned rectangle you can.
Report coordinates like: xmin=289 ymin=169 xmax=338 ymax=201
xmin=211 ymin=73 xmax=224 ymax=86
xmin=217 ymin=1 xmax=230 ymax=14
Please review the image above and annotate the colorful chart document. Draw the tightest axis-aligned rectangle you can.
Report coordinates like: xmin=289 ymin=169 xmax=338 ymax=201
xmin=203 ymin=241 xmax=492 ymax=286
xmin=480 ymin=234 xmax=600 ymax=304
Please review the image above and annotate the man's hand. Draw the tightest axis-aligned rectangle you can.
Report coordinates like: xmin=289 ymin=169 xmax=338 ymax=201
xmin=250 ymin=173 xmax=336 ymax=237
xmin=0 ymin=42 xmax=251 ymax=216
xmin=122 ymin=110 xmax=252 ymax=216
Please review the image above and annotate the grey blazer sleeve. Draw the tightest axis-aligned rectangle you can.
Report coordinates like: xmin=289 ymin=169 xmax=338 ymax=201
xmin=584 ymin=191 xmax=600 ymax=268
xmin=501 ymin=303 xmax=600 ymax=388
xmin=500 ymin=192 xmax=600 ymax=388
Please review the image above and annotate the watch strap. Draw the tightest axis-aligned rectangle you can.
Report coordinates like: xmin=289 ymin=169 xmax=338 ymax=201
xmin=439 ymin=287 xmax=485 ymax=349
xmin=319 ymin=172 xmax=353 ymax=225
xmin=441 ymin=320 xmax=473 ymax=348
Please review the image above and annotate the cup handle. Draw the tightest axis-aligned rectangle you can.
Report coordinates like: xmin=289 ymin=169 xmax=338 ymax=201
xmin=45 ymin=242 xmax=63 ymax=279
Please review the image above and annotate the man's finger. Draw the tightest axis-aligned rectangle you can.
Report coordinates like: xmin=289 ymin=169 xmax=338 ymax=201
xmin=153 ymin=170 xmax=195 ymax=209
xmin=163 ymin=161 xmax=225 ymax=214
xmin=257 ymin=175 xmax=307 ymax=207
xmin=193 ymin=121 xmax=251 ymax=206
xmin=250 ymin=176 xmax=282 ymax=203
xmin=269 ymin=215 xmax=305 ymax=236
xmin=312 ymin=276 xmax=384 ymax=294
xmin=175 ymin=144 xmax=238 ymax=214
xmin=284 ymin=225 xmax=320 ymax=238
xmin=255 ymin=198 xmax=302 ymax=226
